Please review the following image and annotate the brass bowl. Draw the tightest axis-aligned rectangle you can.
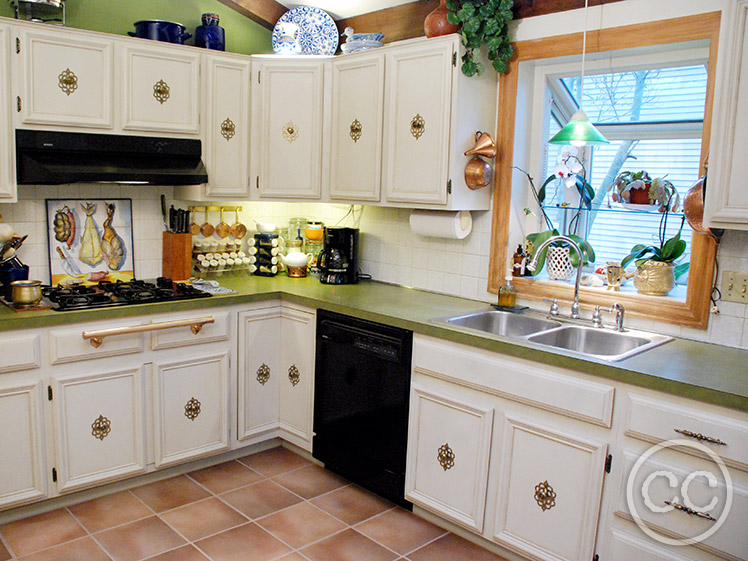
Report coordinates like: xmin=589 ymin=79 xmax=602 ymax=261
xmin=10 ymin=279 xmax=42 ymax=307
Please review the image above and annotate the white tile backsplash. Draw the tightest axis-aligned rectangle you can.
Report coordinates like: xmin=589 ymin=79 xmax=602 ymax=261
xmin=3 ymin=190 xmax=748 ymax=350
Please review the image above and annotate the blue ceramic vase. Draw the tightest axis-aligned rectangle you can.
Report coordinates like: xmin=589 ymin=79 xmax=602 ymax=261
xmin=195 ymin=13 xmax=225 ymax=51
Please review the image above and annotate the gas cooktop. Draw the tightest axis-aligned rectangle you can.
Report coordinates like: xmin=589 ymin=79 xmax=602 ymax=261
xmin=43 ymin=278 xmax=211 ymax=311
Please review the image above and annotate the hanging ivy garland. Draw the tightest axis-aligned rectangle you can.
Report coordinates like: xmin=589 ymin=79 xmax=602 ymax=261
xmin=445 ymin=0 xmax=515 ymax=76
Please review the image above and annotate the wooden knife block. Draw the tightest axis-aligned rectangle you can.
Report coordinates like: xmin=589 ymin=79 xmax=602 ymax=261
xmin=162 ymin=232 xmax=192 ymax=281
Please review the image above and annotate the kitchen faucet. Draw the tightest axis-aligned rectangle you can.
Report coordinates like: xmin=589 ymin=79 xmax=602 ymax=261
xmin=526 ymin=235 xmax=584 ymax=319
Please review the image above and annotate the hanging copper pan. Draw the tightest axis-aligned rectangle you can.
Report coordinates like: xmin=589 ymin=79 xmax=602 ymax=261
xmin=683 ymin=173 xmax=723 ymax=241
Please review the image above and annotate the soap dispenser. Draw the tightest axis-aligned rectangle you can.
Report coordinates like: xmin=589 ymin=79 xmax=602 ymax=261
xmin=498 ymin=270 xmax=517 ymax=308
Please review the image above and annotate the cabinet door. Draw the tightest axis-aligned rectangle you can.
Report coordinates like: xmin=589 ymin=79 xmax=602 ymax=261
xmin=0 ymin=25 xmax=15 ymax=202
xmin=0 ymin=382 xmax=46 ymax=508
xmin=52 ymin=368 xmax=146 ymax=493
xmin=255 ymin=60 xmax=325 ymax=199
xmin=405 ymin=384 xmax=493 ymax=532
xmin=383 ymin=40 xmax=454 ymax=205
xmin=152 ymin=352 xmax=229 ymax=468
xmin=279 ymin=305 xmax=315 ymax=450
xmin=704 ymin=0 xmax=748 ymax=229
xmin=16 ymin=28 xmax=113 ymax=128
xmin=237 ymin=306 xmax=281 ymax=441
xmin=203 ymin=55 xmax=251 ymax=198
xmin=122 ymin=46 xmax=199 ymax=133
xmin=492 ymin=416 xmax=607 ymax=561
xmin=330 ymin=53 xmax=384 ymax=202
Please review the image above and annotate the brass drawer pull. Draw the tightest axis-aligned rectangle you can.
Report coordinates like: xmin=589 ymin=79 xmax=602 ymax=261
xmin=534 ymin=480 xmax=557 ymax=511
xmin=184 ymin=397 xmax=201 ymax=420
xmin=257 ymin=363 xmax=271 ymax=385
xmin=674 ymin=429 xmax=727 ymax=446
xmin=350 ymin=118 xmax=362 ymax=142
xmin=82 ymin=316 xmax=215 ymax=348
xmin=283 ymin=120 xmax=299 ymax=143
xmin=288 ymin=364 xmax=300 ymax=386
xmin=664 ymin=500 xmax=716 ymax=521
xmin=437 ymin=443 xmax=454 ymax=470
xmin=153 ymin=79 xmax=170 ymax=104
xmin=58 ymin=68 xmax=78 ymax=95
xmin=410 ymin=113 xmax=425 ymax=139
xmin=91 ymin=414 xmax=111 ymax=440
xmin=221 ymin=117 xmax=236 ymax=141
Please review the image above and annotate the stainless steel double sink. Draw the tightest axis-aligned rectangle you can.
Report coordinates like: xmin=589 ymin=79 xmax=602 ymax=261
xmin=432 ymin=309 xmax=672 ymax=362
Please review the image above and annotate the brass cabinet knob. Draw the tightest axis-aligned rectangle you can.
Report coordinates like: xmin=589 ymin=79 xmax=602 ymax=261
xmin=410 ymin=113 xmax=425 ymax=139
xmin=350 ymin=118 xmax=362 ymax=142
xmin=184 ymin=397 xmax=201 ymax=420
xmin=153 ymin=79 xmax=171 ymax=104
xmin=437 ymin=443 xmax=455 ymax=470
xmin=288 ymin=364 xmax=300 ymax=386
xmin=58 ymin=68 xmax=78 ymax=96
xmin=91 ymin=414 xmax=111 ymax=440
xmin=256 ymin=363 xmax=271 ymax=385
xmin=534 ymin=480 xmax=556 ymax=511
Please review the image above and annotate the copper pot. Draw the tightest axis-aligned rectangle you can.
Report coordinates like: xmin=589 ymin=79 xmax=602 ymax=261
xmin=10 ymin=279 xmax=42 ymax=307
xmin=683 ymin=174 xmax=723 ymax=241
xmin=464 ymin=157 xmax=493 ymax=189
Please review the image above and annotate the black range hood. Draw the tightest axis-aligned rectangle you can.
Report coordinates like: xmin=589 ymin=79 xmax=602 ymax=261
xmin=16 ymin=129 xmax=208 ymax=185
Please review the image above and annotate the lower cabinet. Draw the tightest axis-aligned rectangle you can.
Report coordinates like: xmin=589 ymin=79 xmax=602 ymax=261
xmin=152 ymin=352 xmax=230 ymax=468
xmin=237 ymin=302 xmax=315 ymax=451
xmin=0 ymin=381 xmax=47 ymax=509
xmin=51 ymin=367 xmax=147 ymax=493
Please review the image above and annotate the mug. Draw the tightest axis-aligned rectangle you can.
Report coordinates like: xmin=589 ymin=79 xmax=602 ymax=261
xmin=606 ymin=264 xmax=624 ymax=291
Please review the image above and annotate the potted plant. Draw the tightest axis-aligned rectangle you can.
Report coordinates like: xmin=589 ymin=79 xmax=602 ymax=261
xmin=609 ymin=170 xmax=680 ymax=212
xmin=445 ymin=0 xmax=515 ymax=76
xmin=514 ymin=152 xmax=596 ymax=280
xmin=620 ymin=213 xmax=689 ymax=296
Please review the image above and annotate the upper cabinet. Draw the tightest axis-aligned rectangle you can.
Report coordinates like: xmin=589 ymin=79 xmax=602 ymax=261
xmin=704 ymin=0 xmax=748 ymax=229
xmin=121 ymin=45 xmax=200 ymax=134
xmin=15 ymin=27 xmax=113 ymax=129
xmin=330 ymin=52 xmax=385 ymax=202
xmin=253 ymin=58 xmax=328 ymax=200
xmin=0 ymin=24 xmax=15 ymax=201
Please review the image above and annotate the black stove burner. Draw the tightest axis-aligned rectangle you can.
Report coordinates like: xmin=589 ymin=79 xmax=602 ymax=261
xmin=46 ymin=277 xmax=211 ymax=311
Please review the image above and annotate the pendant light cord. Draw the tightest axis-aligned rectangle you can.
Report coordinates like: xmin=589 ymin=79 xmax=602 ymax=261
xmin=579 ymin=0 xmax=589 ymax=111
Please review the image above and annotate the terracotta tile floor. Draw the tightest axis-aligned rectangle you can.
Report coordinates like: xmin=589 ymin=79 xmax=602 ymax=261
xmin=0 ymin=447 xmax=506 ymax=561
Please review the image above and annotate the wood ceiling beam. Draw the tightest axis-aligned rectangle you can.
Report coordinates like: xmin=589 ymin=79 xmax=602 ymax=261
xmin=216 ymin=0 xmax=287 ymax=30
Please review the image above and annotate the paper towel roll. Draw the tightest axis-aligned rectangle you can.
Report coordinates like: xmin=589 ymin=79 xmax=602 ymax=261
xmin=409 ymin=210 xmax=472 ymax=239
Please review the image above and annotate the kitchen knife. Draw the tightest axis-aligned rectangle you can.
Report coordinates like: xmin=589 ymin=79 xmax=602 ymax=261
xmin=169 ymin=205 xmax=176 ymax=233
xmin=160 ymin=194 xmax=168 ymax=232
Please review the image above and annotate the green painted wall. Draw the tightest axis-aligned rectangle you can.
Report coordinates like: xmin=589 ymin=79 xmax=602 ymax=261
xmin=0 ymin=0 xmax=272 ymax=54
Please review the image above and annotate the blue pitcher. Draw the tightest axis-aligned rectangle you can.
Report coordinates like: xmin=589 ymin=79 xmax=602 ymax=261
xmin=195 ymin=13 xmax=225 ymax=51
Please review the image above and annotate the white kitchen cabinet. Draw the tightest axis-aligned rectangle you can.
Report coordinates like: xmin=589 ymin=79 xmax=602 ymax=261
xmin=491 ymin=416 xmax=608 ymax=561
xmin=253 ymin=58 xmax=327 ymax=200
xmin=279 ymin=304 xmax=315 ymax=451
xmin=15 ymin=26 xmax=113 ymax=129
xmin=382 ymin=35 xmax=495 ymax=210
xmin=51 ymin=367 xmax=147 ymax=493
xmin=121 ymin=45 xmax=200 ymax=134
xmin=406 ymin=383 xmax=494 ymax=532
xmin=329 ymin=52 xmax=385 ymax=202
xmin=152 ymin=352 xmax=230 ymax=468
xmin=236 ymin=302 xmax=315 ymax=451
xmin=0 ymin=24 xmax=15 ymax=202
xmin=237 ymin=305 xmax=282 ymax=442
xmin=0 ymin=381 xmax=47 ymax=509
xmin=704 ymin=0 xmax=748 ymax=229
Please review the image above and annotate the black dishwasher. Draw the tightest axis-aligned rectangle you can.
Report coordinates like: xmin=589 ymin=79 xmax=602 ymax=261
xmin=313 ymin=309 xmax=413 ymax=508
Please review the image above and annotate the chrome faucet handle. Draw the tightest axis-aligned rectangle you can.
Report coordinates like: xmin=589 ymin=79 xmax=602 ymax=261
xmin=543 ymin=298 xmax=559 ymax=316
xmin=592 ymin=305 xmax=603 ymax=328
xmin=609 ymin=302 xmax=625 ymax=331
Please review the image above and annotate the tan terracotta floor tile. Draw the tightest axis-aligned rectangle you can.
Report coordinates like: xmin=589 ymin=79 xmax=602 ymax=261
xmin=408 ymin=533 xmax=507 ymax=561
xmin=355 ymin=507 xmax=446 ymax=555
xmin=196 ymin=523 xmax=291 ymax=561
xmin=220 ymin=479 xmax=302 ymax=519
xmin=237 ymin=446 xmax=311 ymax=477
xmin=311 ymin=484 xmax=393 ymax=525
xmin=130 ymin=475 xmax=210 ymax=512
xmin=142 ymin=544 xmax=210 ymax=561
xmin=301 ymin=529 xmax=398 ymax=561
xmin=272 ymin=464 xmax=348 ymax=499
xmin=0 ymin=540 xmax=10 ymax=561
xmin=68 ymin=490 xmax=152 ymax=532
xmin=189 ymin=460 xmax=264 ymax=494
xmin=257 ymin=502 xmax=346 ymax=548
xmin=0 ymin=508 xmax=86 ymax=557
xmin=16 ymin=537 xmax=109 ymax=561
xmin=96 ymin=516 xmax=185 ymax=561
xmin=159 ymin=498 xmax=248 ymax=541
xmin=276 ymin=554 xmax=308 ymax=561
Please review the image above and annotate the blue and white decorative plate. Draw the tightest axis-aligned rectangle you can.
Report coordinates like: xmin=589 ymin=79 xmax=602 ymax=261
xmin=272 ymin=6 xmax=338 ymax=56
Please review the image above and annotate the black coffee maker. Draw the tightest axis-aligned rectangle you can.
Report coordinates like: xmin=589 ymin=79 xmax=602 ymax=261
xmin=318 ymin=227 xmax=359 ymax=284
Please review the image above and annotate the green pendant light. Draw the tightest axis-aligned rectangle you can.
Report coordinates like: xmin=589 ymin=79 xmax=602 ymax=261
xmin=548 ymin=0 xmax=609 ymax=147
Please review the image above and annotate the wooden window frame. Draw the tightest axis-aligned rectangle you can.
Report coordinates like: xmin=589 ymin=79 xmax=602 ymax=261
xmin=488 ymin=12 xmax=721 ymax=329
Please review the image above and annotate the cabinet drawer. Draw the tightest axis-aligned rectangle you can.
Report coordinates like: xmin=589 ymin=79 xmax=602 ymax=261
xmin=618 ymin=451 xmax=748 ymax=561
xmin=150 ymin=311 xmax=230 ymax=350
xmin=624 ymin=393 xmax=748 ymax=472
xmin=608 ymin=530 xmax=697 ymax=561
xmin=0 ymin=331 xmax=40 ymax=373
xmin=49 ymin=320 xmax=144 ymax=365
xmin=405 ymin=383 xmax=493 ymax=532
xmin=413 ymin=335 xmax=615 ymax=427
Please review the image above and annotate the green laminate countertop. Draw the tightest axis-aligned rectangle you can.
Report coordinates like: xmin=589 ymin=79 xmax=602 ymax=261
xmin=1 ymin=276 xmax=746 ymax=412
